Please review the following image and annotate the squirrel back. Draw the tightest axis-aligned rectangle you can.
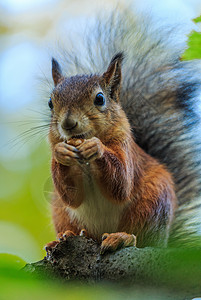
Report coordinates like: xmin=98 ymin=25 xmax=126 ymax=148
xmin=49 ymin=10 xmax=201 ymax=246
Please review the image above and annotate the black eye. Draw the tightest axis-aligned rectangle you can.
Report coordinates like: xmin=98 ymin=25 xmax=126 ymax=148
xmin=48 ymin=97 xmax=53 ymax=110
xmin=94 ymin=93 xmax=105 ymax=106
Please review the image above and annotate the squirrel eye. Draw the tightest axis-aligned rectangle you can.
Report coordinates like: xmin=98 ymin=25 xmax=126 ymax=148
xmin=48 ymin=97 xmax=53 ymax=110
xmin=94 ymin=93 xmax=105 ymax=106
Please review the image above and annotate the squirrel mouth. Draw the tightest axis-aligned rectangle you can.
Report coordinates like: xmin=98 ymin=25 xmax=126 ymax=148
xmin=71 ymin=131 xmax=92 ymax=139
xmin=58 ymin=122 xmax=92 ymax=140
xmin=71 ymin=133 xmax=87 ymax=139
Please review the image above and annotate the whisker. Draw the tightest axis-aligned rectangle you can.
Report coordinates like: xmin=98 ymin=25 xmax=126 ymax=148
xmin=27 ymin=108 xmax=52 ymax=118
xmin=5 ymin=124 xmax=51 ymax=149
xmin=80 ymin=106 xmax=95 ymax=121
xmin=2 ymin=119 xmax=51 ymax=126
xmin=88 ymin=117 xmax=100 ymax=121
xmin=37 ymin=67 xmax=53 ymax=90
xmin=7 ymin=132 xmax=44 ymax=152
xmin=25 ymin=107 xmax=61 ymax=123
xmin=11 ymin=130 xmax=48 ymax=154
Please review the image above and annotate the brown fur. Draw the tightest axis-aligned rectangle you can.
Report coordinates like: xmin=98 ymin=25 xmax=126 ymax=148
xmin=48 ymin=54 xmax=177 ymax=249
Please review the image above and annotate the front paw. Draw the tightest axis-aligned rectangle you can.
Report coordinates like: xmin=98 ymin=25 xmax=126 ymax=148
xmin=100 ymin=232 xmax=136 ymax=255
xmin=77 ymin=137 xmax=105 ymax=162
xmin=45 ymin=229 xmax=87 ymax=257
xmin=54 ymin=142 xmax=80 ymax=166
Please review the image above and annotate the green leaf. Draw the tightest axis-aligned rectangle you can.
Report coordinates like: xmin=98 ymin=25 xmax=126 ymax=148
xmin=0 ymin=253 xmax=26 ymax=272
xmin=181 ymin=15 xmax=201 ymax=60
xmin=193 ymin=16 xmax=201 ymax=23
xmin=182 ymin=30 xmax=201 ymax=60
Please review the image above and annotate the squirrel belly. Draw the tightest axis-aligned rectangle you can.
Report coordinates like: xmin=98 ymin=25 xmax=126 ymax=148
xmin=66 ymin=176 xmax=125 ymax=239
xmin=51 ymin=133 xmax=176 ymax=247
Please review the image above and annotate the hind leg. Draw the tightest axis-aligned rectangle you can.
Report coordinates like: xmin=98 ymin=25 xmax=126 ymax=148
xmin=100 ymin=232 xmax=136 ymax=255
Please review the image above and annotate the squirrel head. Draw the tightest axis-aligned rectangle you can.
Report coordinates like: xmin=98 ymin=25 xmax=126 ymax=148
xmin=49 ymin=52 xmax=129 ymax=145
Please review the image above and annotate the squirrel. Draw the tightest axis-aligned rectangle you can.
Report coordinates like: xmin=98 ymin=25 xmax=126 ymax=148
xmin=45 ymin=11 xmax=201 ymax=254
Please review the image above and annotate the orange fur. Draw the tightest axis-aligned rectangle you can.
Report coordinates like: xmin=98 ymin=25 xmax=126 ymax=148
xmin=50 ymin=123 xmax=176 ymax=247
xmin=48 ymin=54 xmax=177 ymax=249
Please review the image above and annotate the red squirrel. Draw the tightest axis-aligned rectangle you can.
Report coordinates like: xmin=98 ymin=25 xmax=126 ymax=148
xmin=45 ymin=53 xmax=176 ymax=254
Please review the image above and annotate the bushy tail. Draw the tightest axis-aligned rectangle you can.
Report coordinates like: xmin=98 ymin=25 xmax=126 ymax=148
xmin=56 ymin=9 xmax=201 ymax=246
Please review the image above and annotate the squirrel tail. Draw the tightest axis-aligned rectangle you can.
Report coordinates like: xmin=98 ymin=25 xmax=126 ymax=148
xmin=57 ymin=9 xmax=201 ymax=246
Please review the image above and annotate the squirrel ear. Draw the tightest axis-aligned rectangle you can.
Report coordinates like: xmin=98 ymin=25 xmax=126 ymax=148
xmin=52 ymin=58 xmax=63 ymax=86
xmin=102 ymin=52 xmax=124 ymax=100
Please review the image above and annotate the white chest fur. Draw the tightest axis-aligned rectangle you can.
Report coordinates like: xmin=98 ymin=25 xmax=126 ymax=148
xmin=66 ymin=175 xmax=124 ymax=238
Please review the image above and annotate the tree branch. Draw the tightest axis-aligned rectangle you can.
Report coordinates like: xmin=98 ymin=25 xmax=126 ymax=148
xmin=23 ymin=236 xmax=201 ymax=297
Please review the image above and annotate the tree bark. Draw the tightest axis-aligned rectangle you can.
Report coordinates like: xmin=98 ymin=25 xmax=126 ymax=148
xmin=23 ymin=236 xmax=201 ymax=297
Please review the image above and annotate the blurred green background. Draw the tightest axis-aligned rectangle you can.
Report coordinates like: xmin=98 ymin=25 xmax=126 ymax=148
xmin=0 ymin=0 xmax=123 ymax=263
xmin=1 ymin=0 xmax=201 ymax=264
xmin=1 ymin=0 xmax=201 ymax=299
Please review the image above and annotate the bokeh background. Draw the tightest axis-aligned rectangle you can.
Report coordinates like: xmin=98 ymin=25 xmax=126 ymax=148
xmin=1 ymin=0 xmax=201 ymax=265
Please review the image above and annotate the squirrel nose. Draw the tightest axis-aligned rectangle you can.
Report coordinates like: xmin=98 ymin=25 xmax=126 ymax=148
xmin=61 ymin=118 xmax=78 ymax=130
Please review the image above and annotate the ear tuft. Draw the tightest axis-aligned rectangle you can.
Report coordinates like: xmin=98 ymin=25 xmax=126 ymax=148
xmin=102 ymin=52 xmax=124 ymax=101
xmin=109 ymin=52 xmax=124 ymax=66
xmin=52 ymin=57 xmax=63 ymax=86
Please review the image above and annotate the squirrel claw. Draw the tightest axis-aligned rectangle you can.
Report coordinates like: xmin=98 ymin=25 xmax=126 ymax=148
xmin=102 ymin=233 xmax=109 ymax=241
xmin=45 ymin=228 xmax=87 ymax=255
xmin=45 ymin=240 xmax=59 ymax=251
xmin=45 ymin=240 xmax=60 ymax=257
xmin=100 ymin=232 xmax=136 ymax=255
xmin=57 ymin=230 xmax=76 ymax=241
xmin=79 ymin=229 xmax=87 ymax=237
